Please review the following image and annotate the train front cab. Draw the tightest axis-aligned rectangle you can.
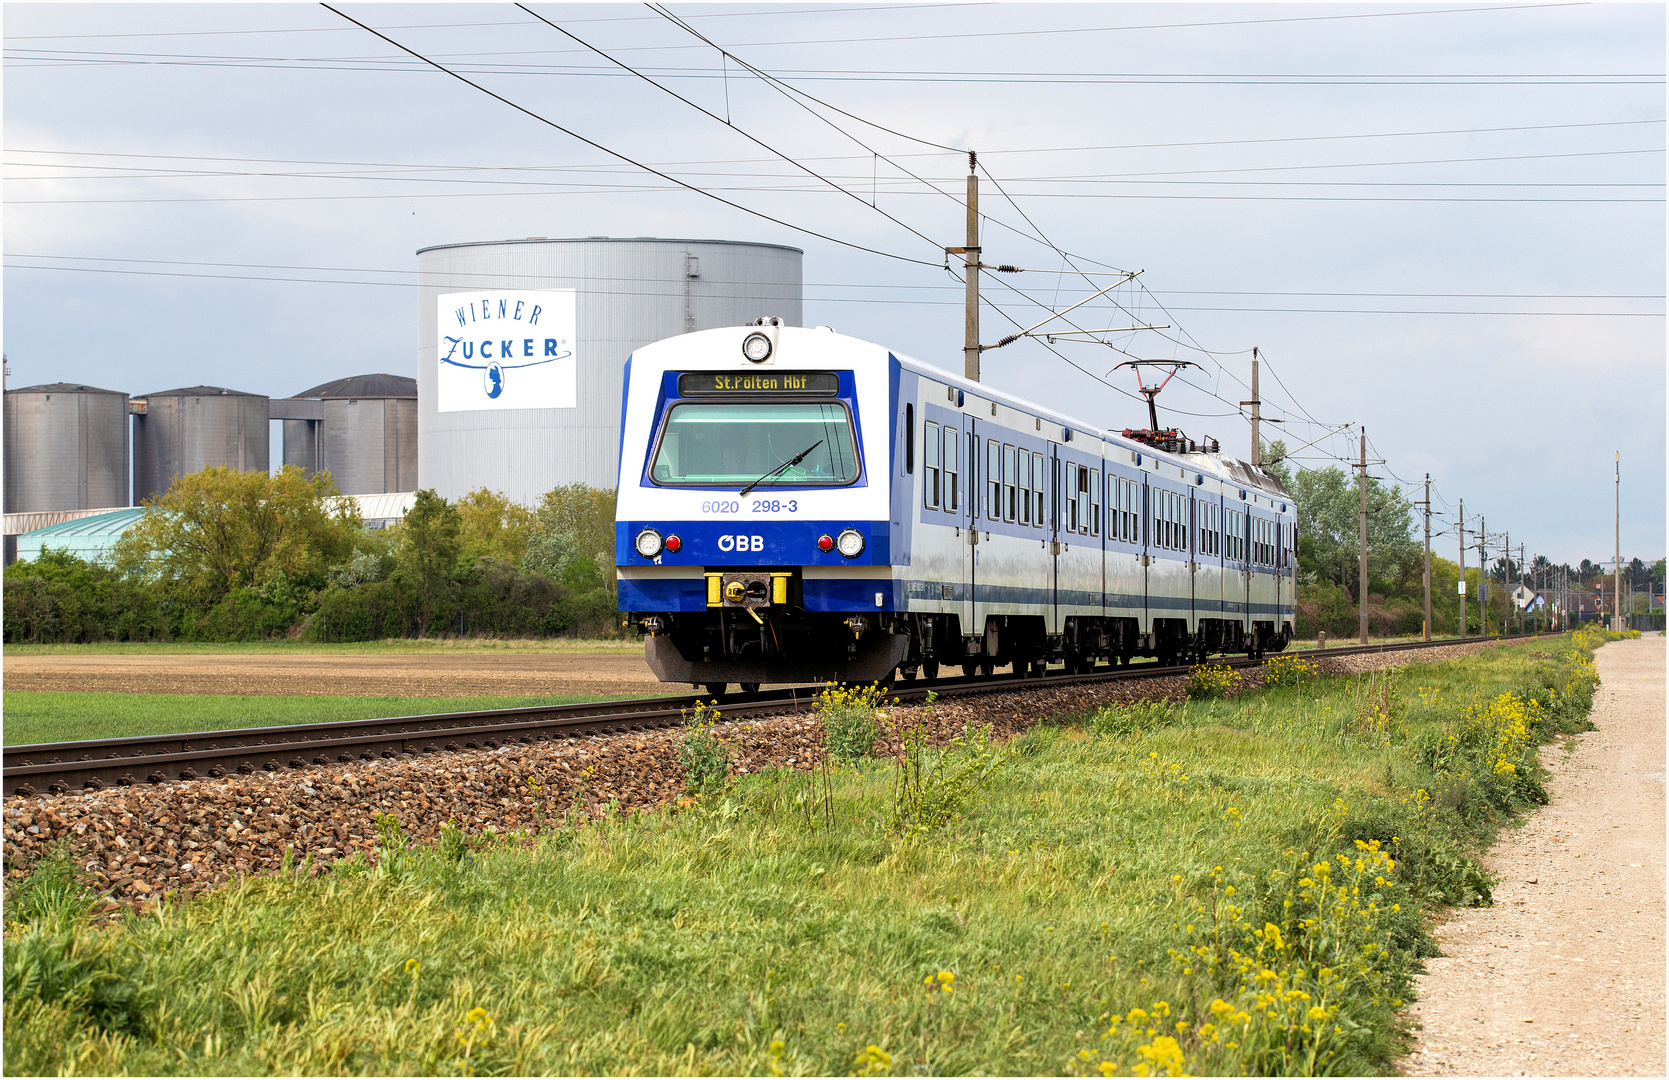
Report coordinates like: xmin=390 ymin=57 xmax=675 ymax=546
xmin=615 ymin=325 xmax=914 ymax=693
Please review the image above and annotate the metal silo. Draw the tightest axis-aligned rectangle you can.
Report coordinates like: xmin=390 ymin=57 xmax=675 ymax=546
xmin=2 ymin=382 xmax=131 ymax=513
xmin=416 ymin=237 xmax=802 ymax=504
xmin=130 ymin=385 xmax=270 ymax=503
xmin=280 ymin=373 xmax=417 ymax=495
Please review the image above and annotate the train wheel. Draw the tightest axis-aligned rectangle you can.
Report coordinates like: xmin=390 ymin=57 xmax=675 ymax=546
xmin=702 ymin=683 xmax=727 ymax=698
xmin=921 ymin=658 xmax=940 ymax=680
xmin=979 ymin=663 xmax=995 ymax=677
xmin=739 ymin=683 xmax=760 ymax=694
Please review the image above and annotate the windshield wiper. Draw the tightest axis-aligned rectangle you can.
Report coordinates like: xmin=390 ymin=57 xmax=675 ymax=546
xmin=739 ymin=440 xmax=823 ymax=496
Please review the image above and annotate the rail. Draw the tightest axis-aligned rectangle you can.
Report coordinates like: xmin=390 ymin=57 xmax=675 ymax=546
xmin=3 ymin=634 xmax=1545 ymax=798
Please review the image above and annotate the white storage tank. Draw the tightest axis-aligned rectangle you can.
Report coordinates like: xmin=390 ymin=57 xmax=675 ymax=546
xmin=416 ymin=237 xmax=802 ymax=504
xmin=281 ymin=373 xmax=418 ymax=495
xmin=131 ymin=385 xmax=270 ymax=503
xmin=2 ymin=382 xmax=132 ymax=513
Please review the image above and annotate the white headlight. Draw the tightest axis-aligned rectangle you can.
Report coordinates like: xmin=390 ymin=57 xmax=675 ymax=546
xmin=634 ymin=528 xmax=663 ymax=557
xmin=835 ymin=529 xmax=865 ymax=558
xmin=742 ymin=331 xmax=773 ymax=363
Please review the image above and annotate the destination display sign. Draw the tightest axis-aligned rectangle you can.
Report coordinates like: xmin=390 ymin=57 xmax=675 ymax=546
xmin=678 ymin=371 xmax=840 ymax=396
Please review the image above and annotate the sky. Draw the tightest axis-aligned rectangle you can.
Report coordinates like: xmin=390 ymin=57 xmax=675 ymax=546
xmin=4 ymin=1 xmax=1663 ymax=569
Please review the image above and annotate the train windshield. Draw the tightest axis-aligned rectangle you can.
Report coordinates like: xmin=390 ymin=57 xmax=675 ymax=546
xmin=650 ymin=401 xmax=860 ymax=487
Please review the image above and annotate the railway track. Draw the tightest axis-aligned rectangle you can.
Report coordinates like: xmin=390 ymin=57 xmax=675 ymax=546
xmin=3 ymin=634 xmax=1540 ymax=798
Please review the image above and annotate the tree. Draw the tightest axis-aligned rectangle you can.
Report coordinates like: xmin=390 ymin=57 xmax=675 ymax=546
xmin=532 ymin=484 xmax=617 ymax=601
xmin=455 ymin=487 xmax=538 ymax=568
xmin=113 ymin=466 xmax=359 ymax=609
xmin=1285 ymin=464 xmax=1418 ymax=597
xmin=389 ymin=489 xmax=462 ymax=636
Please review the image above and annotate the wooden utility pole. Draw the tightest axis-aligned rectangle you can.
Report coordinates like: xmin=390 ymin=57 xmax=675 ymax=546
xmin=1421 ymin=474 xmax=1432 ymax=640
xmin=963 ymin=152 xmax=980 ymax=382
xmin=1358 ymin=427 xmax=1369 ymax=644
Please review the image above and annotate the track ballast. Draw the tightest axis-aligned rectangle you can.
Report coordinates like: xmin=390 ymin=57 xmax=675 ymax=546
xmin=3 ymin=635 xmax=1542 ymax=798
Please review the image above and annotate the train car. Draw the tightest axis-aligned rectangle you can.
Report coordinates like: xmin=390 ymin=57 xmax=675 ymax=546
xmin=615 ymin=319 xmax=1294 ymax=693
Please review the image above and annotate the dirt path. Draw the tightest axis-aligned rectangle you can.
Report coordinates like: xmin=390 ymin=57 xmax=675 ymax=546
xmin=1401 ymin=635 xmax=1666 ymax=1076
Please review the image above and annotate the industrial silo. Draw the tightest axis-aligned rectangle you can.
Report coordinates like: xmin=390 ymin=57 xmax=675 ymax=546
xmin=2 ymin=382 xmax=131 ymax=513
xmin=416 ymin=237 xmax=802 ymax=504
xmin=279 ymin=373 xmax=417 ymax=495
xmin=131 ymin=385 xmax=270 ymax=503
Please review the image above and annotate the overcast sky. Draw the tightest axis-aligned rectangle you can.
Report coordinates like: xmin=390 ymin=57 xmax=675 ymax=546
xmin=5 ymin=2 xmax=1663 ymax=567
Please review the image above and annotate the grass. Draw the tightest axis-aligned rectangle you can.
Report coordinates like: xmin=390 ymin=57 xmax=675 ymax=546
xmin=2 ymin=692 xmax=640 ymax=747
xmin=2 ymin=633 xmax=1614 ymax=1076
xmin=3 ymin=637 xmax=641 ymax=656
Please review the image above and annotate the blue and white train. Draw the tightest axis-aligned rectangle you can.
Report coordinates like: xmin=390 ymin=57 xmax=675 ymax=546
xmin=615 ymin=319 xmax=1295 ymax=693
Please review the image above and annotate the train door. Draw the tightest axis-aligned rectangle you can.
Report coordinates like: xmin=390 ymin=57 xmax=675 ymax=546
xmin=1140 ymin=472 xmax=1152 ymax=638
xmin=1049 ymin=446 xmax=1060 ymax=629
xmin=1187 ymin=489 xmax=1199 ymax=638
xmin=962 ymin=423 xmax=977 ymax=634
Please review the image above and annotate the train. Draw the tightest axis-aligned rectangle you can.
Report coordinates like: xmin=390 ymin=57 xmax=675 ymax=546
xmin=615 ymin=319 xmax=1295 ymax=694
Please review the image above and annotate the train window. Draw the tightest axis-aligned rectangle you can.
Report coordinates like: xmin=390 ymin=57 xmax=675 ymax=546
xmin=1090 ymin=470 xmax=1101 ymax=535
xmin=1018 ymin=450 xmax=1031 ymax=525
xmin=945 ymin=427 xmax=959 ymax=513
xmin=905 ymin=404 xmax=914 ymax=474
xmin=987 ymin=440 xmax=1000 ymax=520
xmin=1064 ymin=463 xmax=1078 ymax=532
xmin=923 ymin=421 xmax=940 ymax=510
xmin=650 ymin=401 xmax=859 ymax=487
xmin=1028 ymin=450 xmax=1041 ymax=527
xmin=1003 ymin=444 xmax=1017 ymax=522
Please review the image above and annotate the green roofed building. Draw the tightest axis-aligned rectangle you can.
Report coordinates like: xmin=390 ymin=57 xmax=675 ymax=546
xmin=13 ymin=507 xmax=148 ymax=565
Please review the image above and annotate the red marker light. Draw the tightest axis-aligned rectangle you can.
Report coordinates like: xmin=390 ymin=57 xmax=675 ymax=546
xmin=664 ymin=534 xmax=682 ymax=553
xmin=816 ymin=534 xmax=835 ymax=553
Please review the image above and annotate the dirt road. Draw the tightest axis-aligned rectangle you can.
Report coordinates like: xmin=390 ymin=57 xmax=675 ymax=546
xmin=1401 ymin=635 xmax=1665 ymax=1076
xmin=4 ymin=650 xmax=677 ymax=699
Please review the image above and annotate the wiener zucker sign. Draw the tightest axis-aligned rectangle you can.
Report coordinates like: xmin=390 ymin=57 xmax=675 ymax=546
xmin=437 ymin=290 xmax=576 ymax=412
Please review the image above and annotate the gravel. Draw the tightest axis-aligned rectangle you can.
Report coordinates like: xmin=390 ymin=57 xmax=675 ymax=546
xmin=3 ymin=641 xmax=1497 ymax=907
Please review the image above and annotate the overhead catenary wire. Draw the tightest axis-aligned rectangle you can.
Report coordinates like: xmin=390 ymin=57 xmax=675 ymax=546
xmin=515 ymin=3 xmax=947 ymax=253
xmin=316 ymin=3 xmax=943 ymax=269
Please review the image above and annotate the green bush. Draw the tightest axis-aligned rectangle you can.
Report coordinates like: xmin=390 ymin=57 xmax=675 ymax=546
xmin=1089 ymin=699 xmax=1177 ymax=737
xmin=3 ymin=549 xmax=168 ymax=644
xmin=817 ymin=684 xmax=888 ymax=762
xmin=679 ymin=701 xmax=730 ymax=795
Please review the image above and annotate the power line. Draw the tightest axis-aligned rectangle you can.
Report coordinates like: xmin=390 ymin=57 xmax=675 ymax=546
xmin=14 ymin=259 xmax=1650 ymax=317
xmin=12 ymin=117 xmax=1659 ymax=172
xmin=10 ymin=254 xmax=1656 ymax=305
xmin=5 ymin=4 xmax=988 ymax=40
xmin=13 ymin=48 xmax=1661 ymax=86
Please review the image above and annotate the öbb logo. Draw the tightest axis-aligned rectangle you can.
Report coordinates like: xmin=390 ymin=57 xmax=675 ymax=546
xmin=717 ymin=535 xmax=765 ymax=553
